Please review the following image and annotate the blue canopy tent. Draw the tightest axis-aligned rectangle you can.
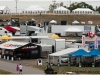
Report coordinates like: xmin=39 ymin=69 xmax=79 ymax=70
xmin=69 ymin=49 xmax=89 ymax=57
xmin=89 ymin=40 xmax=100 ymax=47
xmin=69 ymin=49 xmax=89 ymax=67
xmin=88 ymin=49 xmax=100 ymax=67
xmin=89 ymin=49 xmax=100 ymax=56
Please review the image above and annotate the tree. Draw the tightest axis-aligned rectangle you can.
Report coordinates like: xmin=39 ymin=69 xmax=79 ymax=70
xmin=49 ymin=2 xmax=66 ymax=12
xmin=96 ymin=6 xmax=100 ymax=13
xmin=68 ymin=2 xmax=94 ymax=12
xmin=49 ymin=3 xmax=57 ymax=12
xmin=60 ymin=2 xmax=63 ymax=6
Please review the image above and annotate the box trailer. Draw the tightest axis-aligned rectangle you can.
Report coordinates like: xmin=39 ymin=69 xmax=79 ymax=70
xmin=37 ymin=44 xmax=53 ymax=57
xmin=40 ymin=38 xmax=66 ymax=52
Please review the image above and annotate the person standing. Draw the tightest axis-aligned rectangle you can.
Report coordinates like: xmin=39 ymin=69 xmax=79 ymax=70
xmin=16 ymin=65 xmax=19 ymax=74
xmin=19 ymin=64 xmax=22 ymax=74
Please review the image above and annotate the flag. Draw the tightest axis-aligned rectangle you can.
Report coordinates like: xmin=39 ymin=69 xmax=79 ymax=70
xmin=94 ymin=36 xmax=98 ymax=48
xmin=82 ymin=35 xmax=85 ymax=47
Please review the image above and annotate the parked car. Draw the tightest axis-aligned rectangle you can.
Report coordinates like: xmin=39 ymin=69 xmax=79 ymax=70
xmin=61 ymin=56 xmax=69 ymax=63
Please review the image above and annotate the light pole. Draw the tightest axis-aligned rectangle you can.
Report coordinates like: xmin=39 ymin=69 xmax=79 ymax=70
xmin=15 ymin=0 xmax=18 ymax=14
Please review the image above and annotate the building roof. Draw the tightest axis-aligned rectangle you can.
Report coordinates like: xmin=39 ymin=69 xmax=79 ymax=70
xmin=73 ymin=8 xmax=93 ymax=11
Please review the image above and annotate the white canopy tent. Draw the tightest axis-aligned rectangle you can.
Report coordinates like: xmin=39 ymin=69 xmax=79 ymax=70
xmin=23 ymin=5 xmax=46 ymax=14
xmin=65 ymin=28 xmax=83 ymax=36
xmin=53 ymin=6 xmax=70 ymax=14
xmin=49 ymin=20 xmax=57 ymax=24
xmin=72 ymin=8 xmax=94 ymax=14
xmin=48 ymin=48 xmax=79 ymax=64
xmin=49 ymin=48 xmax=79 ymax=56
xmin=0 ymin=6 xmax=10 ymax=14
xmin=65 ymin=28 xmax=83 ymax=32
xmin=72 ymin=20 xmax=79 ymax=25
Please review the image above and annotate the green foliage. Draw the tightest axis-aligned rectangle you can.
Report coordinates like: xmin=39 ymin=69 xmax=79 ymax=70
xmin=96 ymin=6 xmax=100 ymax=13
xmin=49 ymin=2 xmax=66 ymax=12
xmin=68 ymin=2 xmax=94 ymax=12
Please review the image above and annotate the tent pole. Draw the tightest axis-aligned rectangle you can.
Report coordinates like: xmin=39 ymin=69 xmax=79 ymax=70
xmin=48 ymin=55 xmax=50 ymax=63
xmin=94 ymin=57 xmax=95 ymax=67
xmin=53 ymin=56 xmax=54 ymax=64
xmin=59 ymin=56 xmax=61 ymax=64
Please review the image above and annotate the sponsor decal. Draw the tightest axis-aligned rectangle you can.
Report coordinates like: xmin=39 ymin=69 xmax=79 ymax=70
xmin=3 ymin=44 xmax=22 ymax=48
xmin=22 ymin=46 xmax=37 ymax=50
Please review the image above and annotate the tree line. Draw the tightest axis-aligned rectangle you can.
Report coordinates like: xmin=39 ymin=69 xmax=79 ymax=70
xmin=49 ymin=2 xmax=100 ymax=13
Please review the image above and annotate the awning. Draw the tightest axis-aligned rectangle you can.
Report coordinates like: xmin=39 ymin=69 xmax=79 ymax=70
xmin=5 ymin=26 xmax=17 ymax=32
xmin=0 ymin=41 xmax=28 ymax=50
xmin=65 ymin=28 xmax=83 ymax=32
xmin=49 ymin=48 xmax=79 ymax=56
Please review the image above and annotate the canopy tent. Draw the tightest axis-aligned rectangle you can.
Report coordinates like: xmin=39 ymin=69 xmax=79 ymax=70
xmin=49 ymin=20 xmax=57 ymax=24
xmin=53 ymin=6 xmax=70 ymax=14
xmin=65 ymin=28 xmax=83 ymax=32
xmin=72 ymin=8 xmax=94 ymax=14
xmin=72 ymin=20 xmax=79 ymax=24
xmin=0 ymin=34 xmax=12 ymax=40
xmin=4 ymin=26 xmax=17 ymax=32
xmin=89 ymin=40 xmax=100 ymax=47
xmin=89 ymin=49 xmax=100 ymax=56
xmin=49 ymin=34 xmax=60 ymax=39
xmin=49 ymin=48 xmax=79 ymax=56
xmin=23 ymin=5 xmax=46 ymax=14
xmin=0 ymin=41 xmax=28 ymax=50
xmin=0 ymin=6 xmax=10 ymax=14
xmin=69 ymin=49 xmax=89 ymax=57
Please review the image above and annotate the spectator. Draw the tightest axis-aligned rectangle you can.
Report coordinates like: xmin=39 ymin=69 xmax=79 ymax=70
xmin=16 ymin=65 xmax=19 ymax=74
xmin=19 ymin=64 xmax=22 ymax=74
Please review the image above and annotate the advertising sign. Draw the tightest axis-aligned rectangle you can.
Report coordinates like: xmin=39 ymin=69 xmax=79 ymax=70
xmin=22 ymin=46 xmax=37 ymax=50
xmin=84 ymin=26 xmax=91 ymax=30
xmin=84 ymin=26 xmax=91 ymax=34
xmin=3 ymin=44 xmax=22 ymax=48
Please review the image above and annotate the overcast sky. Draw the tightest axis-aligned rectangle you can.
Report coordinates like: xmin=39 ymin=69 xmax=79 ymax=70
xmin=0 ymin=0 xmax=99 ymax=12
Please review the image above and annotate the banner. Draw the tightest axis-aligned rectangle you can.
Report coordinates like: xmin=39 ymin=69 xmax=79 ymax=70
xmin=82 ymin=35 xmax=85 ymax=47
xmin=94 ymin=36 xmax=98 ymax=48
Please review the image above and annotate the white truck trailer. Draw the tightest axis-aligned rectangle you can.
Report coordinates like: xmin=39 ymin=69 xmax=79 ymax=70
xmin=40 ymin=38 xmax=66 ymax=52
